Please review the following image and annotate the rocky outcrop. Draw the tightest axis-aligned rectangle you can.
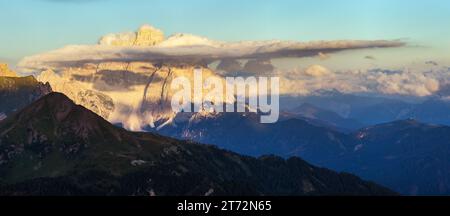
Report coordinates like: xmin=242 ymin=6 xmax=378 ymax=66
xmin=134 ymin=25 xmax=165 ymax=46
xmin=0 ymin=75 xmax=52 ymax=117
xmin=37 ymin=69 xmax=115 ymax=120
xmin=0 ymin=63 xmax=18 ymax=77
xmin=216 ymin=59 xmax=243 ymax=74
xmin=99 ymin=24 xmax=164 ymax=46
xmin=243 ymin=59 xmax=275 ymax=75
xmin=36 ymin=62 xmax=230 ymax=130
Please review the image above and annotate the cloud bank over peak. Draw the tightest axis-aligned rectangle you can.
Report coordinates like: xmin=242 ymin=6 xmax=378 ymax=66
xmin=20 ymin=24 xmax=440 ymax=98
xmin=17 ymin=24 xmax=405 ymax=72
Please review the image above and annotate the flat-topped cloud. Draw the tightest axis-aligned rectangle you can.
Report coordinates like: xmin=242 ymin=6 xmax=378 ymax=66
xmin=19 ymin=25 xmax=426 ymax=97
xmin=18 ymin=36 xmax=405 ymax=72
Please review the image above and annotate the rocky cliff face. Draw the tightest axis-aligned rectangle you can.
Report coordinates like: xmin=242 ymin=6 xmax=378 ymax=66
xmin=29 ymin=24 xmax=237 ymax=130
xmin=99 ymin=24 xmax=164 ymax=46
xmin=0 ymin=63 xmax=18 ymax=77
xmin=243 ymin=59 xmax=275 ymax=75
xmin=37 ymin=69 xmax=115 ymax=120
xmin=37 ymin=61 xmax=230 ymax=130
xmin=216 ymin=59 xmax=243 ymax=74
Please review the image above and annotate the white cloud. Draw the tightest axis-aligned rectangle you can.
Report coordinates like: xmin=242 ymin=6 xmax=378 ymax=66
xmin=304 ymin=65 xmax=333 ymax=77
xmin=98 ymin=32 xmax=136 ymax=46
xmin=367 ymin=69 xmax=440 ymax=96
xmin=273 ymin=65 xmax=445 ymax=97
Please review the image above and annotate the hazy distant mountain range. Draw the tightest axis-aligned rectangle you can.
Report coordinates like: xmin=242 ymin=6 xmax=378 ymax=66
xmin=156 ymin=109 xmax=450 ymax=195
xmin=288 ymin=103 xmax=364 ymax=131
xmin=281 ymin=90 xmax=450 ymax=127
xmin=4 ymin=61 xmax=450 ymax=195
xmin=0 ymin=92 xmax=393 ymax=196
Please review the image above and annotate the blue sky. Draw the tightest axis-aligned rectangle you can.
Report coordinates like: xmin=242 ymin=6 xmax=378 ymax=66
xmin=1 ymin=0 xmax=449 ymax=65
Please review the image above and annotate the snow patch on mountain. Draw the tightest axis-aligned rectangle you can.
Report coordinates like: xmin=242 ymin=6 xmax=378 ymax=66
xmin=157 ymin=33 xmax=222 ymax=47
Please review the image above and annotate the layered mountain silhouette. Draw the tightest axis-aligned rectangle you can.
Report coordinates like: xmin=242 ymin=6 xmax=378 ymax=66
xmin=157 ymin=111 xmax=450 ymax=195
xmin=157 ymin=112 xmax=352 ymax=165
xmin=289 ymin=103 xmax=364 ymax=131
xmin=3 ymin=74 xmax=449 ymax=195
xmin=282 ymin=90 xmax=450 ymax=127
xmin=0 ymin=93 xmax=393 ymax=195
xmin=349 ymin=120 xmax=450 ymax=195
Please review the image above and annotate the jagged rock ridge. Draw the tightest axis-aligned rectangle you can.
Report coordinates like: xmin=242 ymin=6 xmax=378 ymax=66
xmin=0 ymin=63 xmax=18 ymax=77
xmin=99 ymin=24 xmax=165 ymax=46
xmin=37 ymin=62 xmax=230 ymax=130
xmin=0 ymin=75 xmax=52 ymax=119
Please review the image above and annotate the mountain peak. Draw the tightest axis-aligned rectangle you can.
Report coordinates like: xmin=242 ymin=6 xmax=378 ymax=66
xmin=9 ymin=91 xmax=78 ymax=124
xmin=385 ymin=118 xmax=444 ymax=129
xmin=98 ymin=24 xmax=164 ymax=46
xmin=381 ymin=118 xmax=429 ymax=127
xmin=0 ymin=75 xmax=52 ymax=117
xmin=20 ymin=92 xmax=111 ymax=123
xmin=3 ymin=92 xmax=121 ymax=141
xmin=32 ymin=91 xmax=73 ymax=106
xmin=312 ymin=89 xmax=344 ymax=97
xmin=0 ymin=63 xmax=18 ymax=77
xmin=138 ymin=24 xmax=161 ymax=32
xmin=357 ymin=118 xmax=440 ymax=139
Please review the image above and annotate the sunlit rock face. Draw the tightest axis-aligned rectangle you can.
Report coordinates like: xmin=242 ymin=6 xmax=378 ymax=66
xmin=98 ymin=24 xmax=165 ymax=46
xmin=33 ymin=24 xmax=236 ymax=131
xmin=37 ymin=62 xmax=231 ymax=131
xmin=37 ymin=69 xmax=115 ymax=120
xmin=0 ymin=63 xmax=18 ymax=77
